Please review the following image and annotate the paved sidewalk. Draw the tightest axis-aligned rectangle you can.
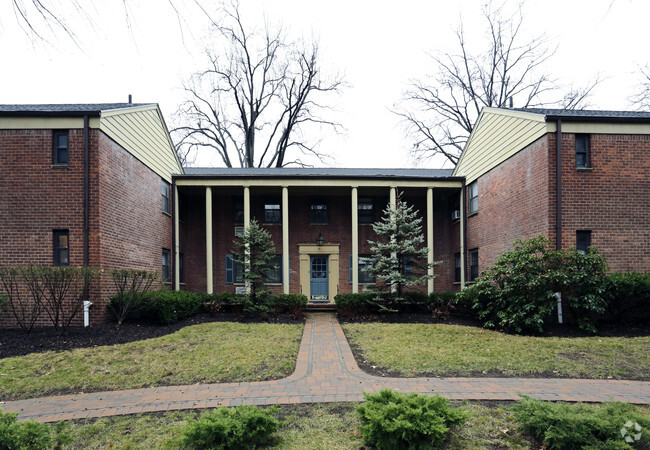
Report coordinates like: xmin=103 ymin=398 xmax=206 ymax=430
xmin=4 ymin=313 xmax=650 ymax=422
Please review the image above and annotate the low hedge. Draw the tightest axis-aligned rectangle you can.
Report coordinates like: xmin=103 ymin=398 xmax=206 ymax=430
xmin=146 ymin=290 xmax=204 ymax=325
xmin=603 ymin=272 xmax=650 ymax=324
xmin=272 ymin=294 xmax=308 ymax=318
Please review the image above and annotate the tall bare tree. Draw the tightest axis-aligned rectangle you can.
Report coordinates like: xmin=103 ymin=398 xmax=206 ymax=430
xmin=631 ymin=65 xmax=650 ymax=109
xmin=394 ymin=3 xmax=598 ymax=166
xmin=172 ymin=2 xmax=343 ymax=168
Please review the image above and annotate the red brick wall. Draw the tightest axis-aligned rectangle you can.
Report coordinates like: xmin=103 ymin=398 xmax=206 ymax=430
xmin=464 ymin=131 xmax=650 ymax=277
xmin=0 ymin=129 xmax=85 ymax=328
xmin=465 ymin=135 xmax=554 ymax=275
xmin=178 ymin=187 xmax=459 ymax=296
xmin=92 ymin=132 xmax=173 ymax=323
xmin=560 ymin=133 xmax=650 ymax=272
xmin=0 ymin=128 xmax=173 ymax=328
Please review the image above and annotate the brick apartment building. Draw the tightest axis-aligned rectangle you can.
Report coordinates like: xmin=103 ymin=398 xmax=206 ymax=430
xmin=454 ymin=108 xmax=650 ymax=280
xmin=0 ymin=104 xmax=182 ymax=327
xmin=0 ymin=105 xmax=648 ymax=327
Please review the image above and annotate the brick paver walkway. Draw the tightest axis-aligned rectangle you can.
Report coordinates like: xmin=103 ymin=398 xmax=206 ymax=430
xmin=4 ymin=313 xmax=650 ymax=422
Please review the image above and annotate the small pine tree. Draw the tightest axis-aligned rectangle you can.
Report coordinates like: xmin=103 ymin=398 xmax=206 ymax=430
xmin=366 ymin=193 xmax=436 ymax=299
xmin=233 ymin=219 xmax=277 ymax=311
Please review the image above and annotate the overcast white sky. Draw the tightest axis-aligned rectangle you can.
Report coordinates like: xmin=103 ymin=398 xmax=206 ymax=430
xmin=1 ymin=0 xmax=648 ymax=168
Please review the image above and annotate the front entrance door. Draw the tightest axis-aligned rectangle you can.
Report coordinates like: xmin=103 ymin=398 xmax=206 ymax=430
xmin=310 ymin=255 xmax=329 ymax=301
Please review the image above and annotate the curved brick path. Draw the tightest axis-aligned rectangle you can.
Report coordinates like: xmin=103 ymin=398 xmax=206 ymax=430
xmin=4 ymin=313 xmax=650 ymax=422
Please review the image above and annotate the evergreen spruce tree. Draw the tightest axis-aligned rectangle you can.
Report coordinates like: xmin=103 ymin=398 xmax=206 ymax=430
xmin=233 ymin=219 xmax=277 ymax=313
xmin=366 ymin=193 xmax=435 ymax=301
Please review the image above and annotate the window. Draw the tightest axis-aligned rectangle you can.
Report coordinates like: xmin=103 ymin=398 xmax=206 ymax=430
xmin=454 ymin=253 xmax=461 ymax=283
xmin=53 ymin=130 xmax=69 ymax=165
xmin=225 ymin=255 xmax=244 ymax=284
xmin=469 ymin=249 xmax=479 ymax=281
xmin=358 ymin=197 xmax=374 ymax=224
xmin=226 ymin=254 xmax=282 ymax=284
xmin=400 ymin=255 xmax=413 ymax=275
xmin=310 ymin=198 xmax=328 ymax=224
xmin=576 ymin=230 xmax=591 ymax=254
xmin=162 ymin=249 xmax=171 ymax=282
xmin=349 ymin=255 xmax=376 ymax=284
xmin=468 ymin=181 xmax=478 ymax=215
xmin=161 ymin=180 xmax=171 ymax=214
xmin=179 ymin=253 xmax=185 ymax=284
xmin=264 ymin=255 xmax=283 ymax=283
xmin=575 ymin=134 xmax=590 ymax=168
xmin=264 ymin=201 xmax=281 ymax=224
xmin=53 ymin=230 xmax=69 ymax=266
xmin=233 ymin=197 xmax=244 ymax=224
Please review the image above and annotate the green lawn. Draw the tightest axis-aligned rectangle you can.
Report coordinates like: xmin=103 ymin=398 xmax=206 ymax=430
xmin=341 ymin=323 xmax=650 ymax=380
xmin=58 ymin=402 xmax=539 ymax=449
xmin=0 ymin=322 xmax=303 ymax=401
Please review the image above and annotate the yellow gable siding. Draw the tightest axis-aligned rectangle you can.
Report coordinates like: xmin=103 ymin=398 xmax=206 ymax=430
xmin=454 ymin=109 xmax=548 ymax=183
xmin=99 ymin=106 xmax=182 ymax=182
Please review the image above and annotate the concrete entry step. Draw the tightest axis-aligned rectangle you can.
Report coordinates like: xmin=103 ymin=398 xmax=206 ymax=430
xmin=305 ymin=302 xmax=337 ymax=312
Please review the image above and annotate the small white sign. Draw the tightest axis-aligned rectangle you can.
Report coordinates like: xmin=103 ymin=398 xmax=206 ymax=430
xmin=235 ymin=286 xmax=247 ymax=295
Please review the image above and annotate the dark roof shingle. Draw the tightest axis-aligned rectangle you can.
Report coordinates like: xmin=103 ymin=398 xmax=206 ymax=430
xmin=181 ymin=167 xmax=455 ymax=178
xmin=0 ymin=103 xmax=154 ymax=117
xmin=512 ymin=108 xmax=650 ymax=121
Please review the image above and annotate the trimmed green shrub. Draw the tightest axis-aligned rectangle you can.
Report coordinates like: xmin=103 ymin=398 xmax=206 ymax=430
xmin=357 ymin=389 xmax=467 ymax=449
xmin=146 ymin=290 xmax=203 ymax=325
xmin=335 ymin=293 xmax=373 ymax=318
xmin=511 ymin=396 xmax=650 ymax=449
xmin=603 ymin=272 xmax=650 ymax=324
xmin=182 ymin=405 xmax=280 ymax=449
xmin=458 ymin=236 xmax=609 ymax=333
xmin=0 ymin=409 xmax=71 ymax=450
xmin=272 ymin=294 xmax=307 ymax=318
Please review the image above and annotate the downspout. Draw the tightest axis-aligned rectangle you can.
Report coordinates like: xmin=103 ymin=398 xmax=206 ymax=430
xmin=83 ymin=114 xmax=90 ymax=266
xmin=83 ymin=115 xmax=91 ymax=326
xmin=171 ymin=178 xmax=177 ymax=291
xmin=461 ymin=180 xmax=467 ymax=288
xmin=555 ymin=119 xmax=562 ymax=251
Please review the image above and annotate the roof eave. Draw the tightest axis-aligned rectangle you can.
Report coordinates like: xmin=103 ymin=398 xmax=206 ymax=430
xmin=544 ymin=114 xmax=650 ymax=124
xmin=0 ymin=110 xmax=102 ymax=118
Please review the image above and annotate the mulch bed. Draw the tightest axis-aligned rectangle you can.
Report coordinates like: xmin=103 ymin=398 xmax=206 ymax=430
xmin=0 ymin=313 xmax=301 ymax=359
xmin=2 ymin=312 xmax=647 ymax=360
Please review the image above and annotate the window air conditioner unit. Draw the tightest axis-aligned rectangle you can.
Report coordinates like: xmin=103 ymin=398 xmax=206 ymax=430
xmin=451 ymin=210 xmax=461 ymax=221
xmin=235 ymin=226 xmax=245 ymax=237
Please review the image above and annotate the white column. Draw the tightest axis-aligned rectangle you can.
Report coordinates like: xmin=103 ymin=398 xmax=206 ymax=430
xmin=460 ymin=186 xmax=466 ymax=289
xmin=282 ymin=186 xmax=290 ymax=294
xmin=390 ymin=186 xmax=397 ymax=293
xmin=427 ymin=187 xmax=434 ymax=295
xmin=174 ymin=184 xmax=180 ymax=290
xmin=243 ymin=186 xmax=251 ymax=294
xmin=243 ymin=186 xmax=251 ymax=228
xmin=351 ymin=186 xmax=359 ymax=293
xmin=205 ymin=186 xmax=213 ymax=294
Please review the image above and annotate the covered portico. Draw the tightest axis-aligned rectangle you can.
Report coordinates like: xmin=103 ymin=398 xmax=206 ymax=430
xmin=173 ymin=169 xmax=466 ymax=301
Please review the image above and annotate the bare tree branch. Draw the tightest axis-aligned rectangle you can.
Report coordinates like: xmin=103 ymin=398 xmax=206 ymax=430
xmin=630 ymin=65 xmax=650 ymax=110
xmin=393 ymin=2 xmax=597 ymax=167
xmin=171 ymin=1 xmax=344 ymax=168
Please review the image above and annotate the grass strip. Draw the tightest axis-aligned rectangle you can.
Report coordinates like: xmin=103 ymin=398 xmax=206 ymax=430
xmin=342 ymin=323 xmax=650 ymax=379
xmin=0 ymin=322 xmax=302 ymax=400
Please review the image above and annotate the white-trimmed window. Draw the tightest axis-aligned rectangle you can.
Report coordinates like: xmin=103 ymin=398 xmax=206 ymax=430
xmin=468 ymin=181 xmax=478 ymax=215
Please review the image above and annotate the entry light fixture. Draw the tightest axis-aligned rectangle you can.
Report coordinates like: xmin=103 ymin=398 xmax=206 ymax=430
xmin=316 ymin=232 xmax=324 ymax=247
